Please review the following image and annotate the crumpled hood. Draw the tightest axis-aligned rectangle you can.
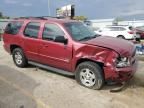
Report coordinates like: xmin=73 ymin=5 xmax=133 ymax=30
xmin=83 ymin=36 xmax=136 ymax=57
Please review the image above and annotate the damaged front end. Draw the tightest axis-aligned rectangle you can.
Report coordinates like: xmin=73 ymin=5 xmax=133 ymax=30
xmin=104 ymin=50 xmax=137 ymax=83
xmin=103 ymin=50 xmax=137 ymax=92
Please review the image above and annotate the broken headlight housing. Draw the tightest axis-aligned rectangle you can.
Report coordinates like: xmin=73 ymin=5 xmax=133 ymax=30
xmin=116 ymin=57 xmax=130 ymax=68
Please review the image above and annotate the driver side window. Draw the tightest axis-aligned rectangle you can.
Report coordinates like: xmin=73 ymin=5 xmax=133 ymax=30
xmin=42 ymin=23 xmax=65 ymax=41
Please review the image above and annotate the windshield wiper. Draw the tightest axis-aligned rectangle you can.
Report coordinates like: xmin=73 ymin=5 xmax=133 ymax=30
xmin=79 ymin=35 xmax=97 ymax=41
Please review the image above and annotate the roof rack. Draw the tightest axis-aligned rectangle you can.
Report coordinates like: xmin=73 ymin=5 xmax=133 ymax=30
xmin=41 ymin=16 xmax=65 ymax=19
xmin=14 ymin=17 xmax=48 ymax=20
xmin=13 ymin=16 xmax=66 ymax=20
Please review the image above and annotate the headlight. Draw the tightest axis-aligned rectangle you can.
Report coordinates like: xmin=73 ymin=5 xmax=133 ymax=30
xmin=116 ymin=57 xmax=130 ymax=68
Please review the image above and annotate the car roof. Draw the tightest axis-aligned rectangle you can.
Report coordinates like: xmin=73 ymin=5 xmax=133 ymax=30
xmin=12 ymin=17 xmax=78 ymax=24
xmin=106 ymin=25 xmax=132 ymax=28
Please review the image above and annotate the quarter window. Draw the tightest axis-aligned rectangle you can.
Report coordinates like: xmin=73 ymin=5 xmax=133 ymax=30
xmin=24 ymin=22 xmax=40 ymax=38
xmin=5 ymin=21 xmax=23 ymax=35
xmin=109 ymin=27 xmax=126 ymax=31
xmin=42 ymin=23 xmax=65 ymax=41
xmin=119 ymin=27 xmax=126 ymax=31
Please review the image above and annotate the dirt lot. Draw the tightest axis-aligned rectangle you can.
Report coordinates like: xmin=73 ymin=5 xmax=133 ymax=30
xmin=0 ymin=41 xmax=144 ymax=108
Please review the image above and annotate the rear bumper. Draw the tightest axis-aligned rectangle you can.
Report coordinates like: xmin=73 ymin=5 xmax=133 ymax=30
xmin=104 ymin=60 xmax=137 ymax=82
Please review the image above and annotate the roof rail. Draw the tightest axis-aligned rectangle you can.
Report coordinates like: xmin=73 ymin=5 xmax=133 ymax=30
xmin=13 ymin=16 xmax=66 ymax=20
xmin=13 ymin=17 xmax=48 ymax=20
xmin=41 ymin=16 xmax=65 ymax=19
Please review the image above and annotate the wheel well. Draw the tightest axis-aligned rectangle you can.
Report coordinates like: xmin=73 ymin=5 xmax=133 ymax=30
xmin=75 ymin=58 xmax=105 ymax=79
xmin=117 ymin=35 xmax=125 ymax=38
xmin=10 ymin=45 xmax=21 ymax=54
xmin=76 ymin=58 xmax=104 ymax=70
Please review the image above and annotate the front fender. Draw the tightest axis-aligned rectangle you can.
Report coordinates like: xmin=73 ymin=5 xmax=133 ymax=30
xmin=72 ymin=45 xmax=112 ymax=71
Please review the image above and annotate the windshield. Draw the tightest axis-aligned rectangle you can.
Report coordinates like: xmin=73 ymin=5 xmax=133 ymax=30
xmin=64 ymin=22 xmax=97 ymax=41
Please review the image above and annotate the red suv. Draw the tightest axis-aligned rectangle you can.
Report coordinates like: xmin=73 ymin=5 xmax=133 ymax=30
xmin=3 ymin=17 xmax=137 ymax=89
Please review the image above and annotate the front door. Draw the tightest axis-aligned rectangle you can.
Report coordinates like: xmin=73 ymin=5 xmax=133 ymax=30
xmin=39 ymin=23 xmax=73 ymax=71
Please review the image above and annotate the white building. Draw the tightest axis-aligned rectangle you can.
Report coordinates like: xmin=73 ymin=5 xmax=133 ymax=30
xmin=90 ymin=18 xmax=144 ymax=28
xmin=0 ymin=19 xmax=11 ymax=30
xmin=90 ymin=18 xmax=114 ymax=28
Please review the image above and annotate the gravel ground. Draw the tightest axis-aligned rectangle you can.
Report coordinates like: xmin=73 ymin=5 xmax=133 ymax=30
xmin=0 ymin=41 xmax=144 ymax=108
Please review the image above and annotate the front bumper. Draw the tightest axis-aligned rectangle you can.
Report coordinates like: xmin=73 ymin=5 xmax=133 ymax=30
xmin=104 ymin=59 xmax=137 ymax=82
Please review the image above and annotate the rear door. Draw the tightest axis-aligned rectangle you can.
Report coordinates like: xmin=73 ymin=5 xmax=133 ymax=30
xmin=22 ymin=21 xmax=41 ymax=62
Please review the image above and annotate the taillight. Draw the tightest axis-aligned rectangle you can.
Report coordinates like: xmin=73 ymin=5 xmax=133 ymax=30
xmin=128 ymin=31 xmax=134 ymax=34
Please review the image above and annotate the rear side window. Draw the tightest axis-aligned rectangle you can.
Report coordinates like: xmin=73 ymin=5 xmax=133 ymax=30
xmin=24 ymin=22 xmax=40 ymax=38
xmin=42 ymin=23 xmax=64 ymax=41
xmin=119 ymin=27 xmax=126 ymax=31
xmin=109 ymin=27 xmax=126 ymax=31
xmin=109 ymin=27 xmax=119 ymax=31
xmin=5 ymin=21 xmax=23 ymax=35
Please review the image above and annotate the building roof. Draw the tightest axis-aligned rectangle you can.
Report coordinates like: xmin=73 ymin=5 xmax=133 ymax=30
xmin=90 ymin=18 xmax=114 ymax=23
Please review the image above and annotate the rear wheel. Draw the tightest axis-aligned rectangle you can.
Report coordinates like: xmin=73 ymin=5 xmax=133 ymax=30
xmin=12 ymin=48 xmax=28 ymax=68
xmin=75 ymin=61 xmax=104 ymax=90
xmin=117 ymin=35 xmax=125 ymax=39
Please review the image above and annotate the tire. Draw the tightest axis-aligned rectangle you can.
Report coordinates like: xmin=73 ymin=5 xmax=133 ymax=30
xmin=117 ymin=35 xmax=125 ymax=39
xmin=12 ymin=48 xmax=28 ymax=68
xmin=75 ymin=61 xmax=104 ymax=90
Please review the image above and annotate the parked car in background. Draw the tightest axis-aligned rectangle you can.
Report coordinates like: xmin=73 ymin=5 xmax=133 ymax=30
xmin=135 ymin=26 xmax=144 ymax=39
xmin=3 ymin=17 xmax=137 ymax=90
xmin=95 ymin=25 xmax=139 ymax=40
xmin=83 ymin=20 xmax=92 ymax=26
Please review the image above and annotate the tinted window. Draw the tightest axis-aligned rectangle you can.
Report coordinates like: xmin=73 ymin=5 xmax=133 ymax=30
xmin=24 ymin=22 xmax=40 ymax=38
xmin=119 ymin=27 xmax=126 ymax=31
xmin=109 ymin=27 xmax=118 ymax=31
xmin=109 ymin=27 xmax=126 ymax=31
xmin=5 ymin=21 xmax=23 ymax=35
xmin=42 ymin=23 xmax=64 ymax=41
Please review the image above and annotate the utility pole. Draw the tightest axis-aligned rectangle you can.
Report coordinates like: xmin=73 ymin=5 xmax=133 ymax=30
xmin=48 ymin=0 xmax=51 ymax=16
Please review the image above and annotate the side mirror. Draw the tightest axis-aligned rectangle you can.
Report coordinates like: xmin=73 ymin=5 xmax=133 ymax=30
xmin=54 ymin=36 xmax=68 ymax=44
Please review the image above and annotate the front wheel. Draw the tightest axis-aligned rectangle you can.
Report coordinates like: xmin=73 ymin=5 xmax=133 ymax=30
xmin=12 ymin=48 xmax=28 ymax=68
xmin=75 ymin=61 xmax=104 ymax=90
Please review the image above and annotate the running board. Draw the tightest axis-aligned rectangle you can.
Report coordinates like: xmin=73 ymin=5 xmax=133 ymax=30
xmin=28 ymin=61 xmax=74 ymax=76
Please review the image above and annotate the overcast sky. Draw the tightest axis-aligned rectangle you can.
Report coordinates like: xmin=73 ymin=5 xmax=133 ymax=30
xmin=0 ymin=0 xmax=144 ymax=20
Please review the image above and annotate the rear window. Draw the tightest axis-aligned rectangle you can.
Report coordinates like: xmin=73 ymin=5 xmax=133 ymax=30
xmin=5 ymin=21 xmax=23 ymax=35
